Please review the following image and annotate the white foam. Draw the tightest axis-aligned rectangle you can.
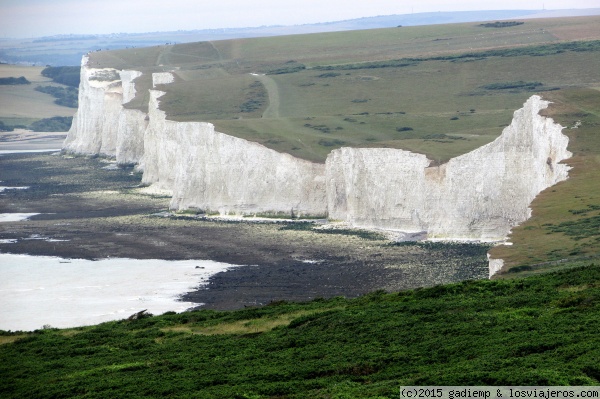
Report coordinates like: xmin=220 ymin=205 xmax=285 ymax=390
xmin=0 ymin=149 xmax=61 ymax=155
xmin=0 ymin=254 xmax=236 ymax=331
xmin=0 ymin=186 xmax=29 ymax=192
xmin=0 ymin=213 xmax=40 ymax=222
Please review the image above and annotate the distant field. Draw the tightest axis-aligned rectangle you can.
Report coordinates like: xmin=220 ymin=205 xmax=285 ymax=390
xmin=92 ymin=16 xmax=600 ymax=163
xmin=0 ymin=64 xmax=75 ymax=125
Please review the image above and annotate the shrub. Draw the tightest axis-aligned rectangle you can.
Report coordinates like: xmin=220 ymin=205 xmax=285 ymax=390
xmin=318 ymin=139 xmax=345 ymax=147
xmin=29 ymin=116 xmax=73 ymax=132
xmin=0 ymin=76 xmax=30 ymax=85
xmin=316 ymin=72 xmax=341 ymax=78
xmin=266 ymin=64 xmax=306 ymax=75
xmin=479 ymin=21 xmax=525 ymax=28
xmin=35 ymin=85 xmax=78 ymax=108
xmin=41 ymin=66 xmax=80 ymax=87
xmin=481 ymin=81 xmax=543 ymax=91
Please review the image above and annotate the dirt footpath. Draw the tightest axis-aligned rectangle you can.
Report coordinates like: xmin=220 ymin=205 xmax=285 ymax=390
xmin=0 ymin=152 xmax=489 ymax=310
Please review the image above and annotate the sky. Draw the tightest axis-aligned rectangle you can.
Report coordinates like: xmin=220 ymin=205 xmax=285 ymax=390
xmin=1 ymin=0 xmax=598 ymax=38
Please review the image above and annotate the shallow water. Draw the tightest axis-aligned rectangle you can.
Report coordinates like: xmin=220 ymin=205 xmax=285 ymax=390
xmin=0 ymin=213 xmax=40 ymax=222
xmin=0 ymin=186 xmax=29 ymax=192
xmin=0 ymin=149 xmax=61 ymax=155
xmin=0 ymin=254 xmax=236 ymax=331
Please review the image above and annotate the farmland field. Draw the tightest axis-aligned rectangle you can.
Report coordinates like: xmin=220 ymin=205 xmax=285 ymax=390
xmin=0 ymin=64 xmax=75 ymax=126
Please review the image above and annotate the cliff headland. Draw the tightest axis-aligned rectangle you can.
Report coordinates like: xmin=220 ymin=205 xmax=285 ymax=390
xmin=65 ymin=57 xmax=571 ymax=247
xmin=61 ymin=17 xmax=600 ymax=277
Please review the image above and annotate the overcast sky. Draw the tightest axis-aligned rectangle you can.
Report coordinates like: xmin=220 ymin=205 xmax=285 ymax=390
xmin=1 ymin=0 xmax=598 ymax=38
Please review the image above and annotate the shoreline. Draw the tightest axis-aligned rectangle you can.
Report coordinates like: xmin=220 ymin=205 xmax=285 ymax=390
xmin=0 ymin=150 xmax=489 ymax=318
xmin=0 ymin=253 xmax=237 ymax=331
xmin=0 ymin=129 xmax=66 ymax=152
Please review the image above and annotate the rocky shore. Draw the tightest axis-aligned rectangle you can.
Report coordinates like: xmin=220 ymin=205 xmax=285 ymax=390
xmin=0 ymin=152 xmax=489 ymax=310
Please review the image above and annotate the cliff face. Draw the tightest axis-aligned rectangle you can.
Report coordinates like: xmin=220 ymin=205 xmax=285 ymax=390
xmin=64 ymin=59 xmax=571 ymax=246
xmin=142 ymin=90 xmax=327 ymax=215
xmin=326 ymin=95 xmax=571 ymax=241
xmin=116 ymin=71 xmax=147 ymax=165
xmin=64 ymin=56 xmax=147 ymax=165
xmin=326 ymin=148 xmax=431 ymax=231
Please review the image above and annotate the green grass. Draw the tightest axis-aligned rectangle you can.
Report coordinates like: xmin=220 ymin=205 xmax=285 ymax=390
xmin=90 ymin=16 xmax=600 ymax=163
xmin=2 ymin=263 xmax=600 ymax=398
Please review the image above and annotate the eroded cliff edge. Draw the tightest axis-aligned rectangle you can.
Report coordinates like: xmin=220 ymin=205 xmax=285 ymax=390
xmin=64 ymin=58 xmax=572 ymax=254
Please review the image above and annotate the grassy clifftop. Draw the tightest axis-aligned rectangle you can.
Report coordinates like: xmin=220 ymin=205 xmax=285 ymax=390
xmin=88 ymin=16 xmax=600 ymax=163
xmin=2 ymin=262 xmax=599 ymax=398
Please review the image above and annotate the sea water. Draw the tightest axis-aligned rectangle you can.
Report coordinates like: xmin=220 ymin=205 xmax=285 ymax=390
xmin=0 ymin=254 xmax=235 ymax=331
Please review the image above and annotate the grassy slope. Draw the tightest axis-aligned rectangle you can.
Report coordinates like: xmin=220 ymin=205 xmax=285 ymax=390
xmin=1 ymin=263 xmax=599 ymax=398
xmin=0 ymin=65 xmax=75 ymax=125
xmin=90 ymin=16 xmax=600 ymax=163
xmin=490 ymin=88 xmax=600 ymax=275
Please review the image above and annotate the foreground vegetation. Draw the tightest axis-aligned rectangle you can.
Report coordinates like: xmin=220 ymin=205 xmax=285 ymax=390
xmin=1 ymin=263 xmax=599 ymax=398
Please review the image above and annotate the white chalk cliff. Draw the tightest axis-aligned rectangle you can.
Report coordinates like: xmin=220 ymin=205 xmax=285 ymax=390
xmin=326 ymin=96 xmax=571 ymax=241
xmin=64 ymin=57 xmax=147 ymax=164
xmin=65 ymin=58 xmax=572 ymax=254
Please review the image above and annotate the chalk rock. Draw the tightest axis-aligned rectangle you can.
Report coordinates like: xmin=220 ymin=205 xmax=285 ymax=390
xmin=142 ymin=88 xmax=327 ymax=215
xmin=326 ymin=95 xmax=571 ymax=241
xmin=64 ymin=55 xmax=571 ymax=243
xmin=64 ymin=57 xmax=146 ymax=165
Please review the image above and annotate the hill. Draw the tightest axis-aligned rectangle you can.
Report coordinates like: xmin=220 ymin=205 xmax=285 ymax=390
xmin=3 ymin=9 xmax=599 ymax=66
xmin=1 ymin=262 xmax=599 ymax=398
xmin=90 ymin=15 xmax=600 ymax=163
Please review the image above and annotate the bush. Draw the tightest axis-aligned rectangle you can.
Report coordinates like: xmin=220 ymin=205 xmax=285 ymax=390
xmin=316 ymin=72 xmax=341 ymax=78
xmin=35 ymin=85 xmax=78 ymax=108
xmin=29 ymin=116 xmax=73 ymax=132
xmin=0 ymin=76 xmax=30 ymax=85
xmin=266 ymin=63 xmax=306 ymax=75
xmin=479 ymin=21 xmax=525 ymax=28
xmin=41 ymin=66 xmax=80 ymax=87
xmin=318 ymin=139 xmax=345 ymax=147
xmin=481 ymin=81 xmax=543 ymax=91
